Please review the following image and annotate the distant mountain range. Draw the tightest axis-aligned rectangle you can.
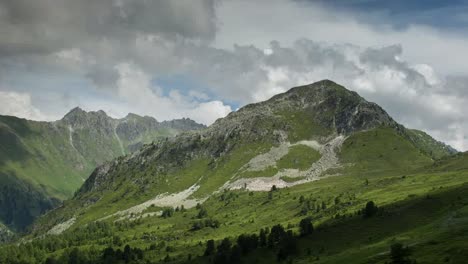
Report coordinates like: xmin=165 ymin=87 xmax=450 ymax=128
xmin=0 ymin=108 xmax=205 ymax=231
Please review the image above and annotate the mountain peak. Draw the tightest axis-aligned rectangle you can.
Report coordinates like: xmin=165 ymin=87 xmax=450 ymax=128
xmin=64 ymin=106 xmax=85 ymax=116
xmin=125 ymin=113 xmax=142 ymax=119
xmin=62 ymin=107 xmax=110 ymax=120
xmin=60 ymin=107 xmax=112 ymax=130
xmin=283 ymin=79 xmax=357 ymax=98
xmin=220 ymin=80 xmax=396 ymax=136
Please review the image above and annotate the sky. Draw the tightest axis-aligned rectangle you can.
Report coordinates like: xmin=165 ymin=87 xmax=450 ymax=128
xmin=0 ymin=0 xmax=468 ymax=151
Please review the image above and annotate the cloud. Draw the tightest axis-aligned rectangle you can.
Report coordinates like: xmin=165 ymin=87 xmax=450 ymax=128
xmin=0 ymin=0 xmax=217 ymax=56
xmin=215 ymin=0 xmax=468 ymax=75
xmin=0 ymin=90 xmax=48 ymax=120
xmin=113 ymin=62 xmax=231 ymax=125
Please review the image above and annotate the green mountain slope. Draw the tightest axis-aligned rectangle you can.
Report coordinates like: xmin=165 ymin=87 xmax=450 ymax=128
xmin=31 ymin=81 xmax=455 ymax=230
xmin=432 ymin=151 xmax=468 ymax=171
xmin=0 ymin=109 xmax=204 ymax=231
xmin=405 ymin=129 xmax=457 ymax=159
xmin=1 ymin=80 xmax=463 ymax=264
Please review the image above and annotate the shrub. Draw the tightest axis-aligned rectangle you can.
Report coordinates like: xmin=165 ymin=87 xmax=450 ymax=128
xmin=390 ymin=243 xmax=412 ymax=264
xmin=363 ymin=201 xmax=378 ymax=218
xmin=299 ymin=217 xmax=314 ymax=237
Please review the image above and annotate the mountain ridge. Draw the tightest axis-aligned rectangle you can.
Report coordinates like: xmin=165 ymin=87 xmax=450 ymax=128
xmin=0 ymin=109 xmax=205 ymax=231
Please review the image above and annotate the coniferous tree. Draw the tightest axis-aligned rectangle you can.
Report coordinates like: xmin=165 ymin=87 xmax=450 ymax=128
xmin=299 ymin=217 xmax=314 ymax=236
xmin=390 ymin=243 xmax=412 ymax=264
xmin=363 ymin=201 xmax=378 ymax=218
xmin=204 ymin=240 xmax=215 ymax=256
xmin=259 ymin=228 xmax=267 ymax=247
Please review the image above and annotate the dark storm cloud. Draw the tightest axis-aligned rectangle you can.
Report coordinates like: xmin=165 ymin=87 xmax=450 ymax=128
xmin=0 ymin=0 xmax=217 ymax=56
xmin=0 ymin=0 xmax=217 ymax=88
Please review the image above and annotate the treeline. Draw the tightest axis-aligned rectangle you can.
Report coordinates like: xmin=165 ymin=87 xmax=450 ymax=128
xmin=46 ymin=244 xmax=144 ymax=264
xmin=0 ymin=221 xmax=126 ymax=264
xmin=0 ymin=200 xmax=387 ymax=264
xmin=192 ymin=200 xmax=383 ymax=263
xmin=198 ymin=217 xmax=314 ymax=263
xmin=1 ymin=243 xmax=145 ymax=264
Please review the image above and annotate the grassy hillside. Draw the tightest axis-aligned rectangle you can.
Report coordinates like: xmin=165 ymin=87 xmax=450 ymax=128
xmin=405 ymin=129 xmax=457 ymax=159
xmin=432 ymin=152 xmax=468 ymax=172
xmin=0 ymin=111 xmax=204 ymax=231
xmin=1 ymin=151 xmax=467 ymax=263
xmin=340 ymin=127 xmax=434 ymax=175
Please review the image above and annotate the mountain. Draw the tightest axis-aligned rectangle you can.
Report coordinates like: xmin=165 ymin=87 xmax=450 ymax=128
xmin=0 ymin=109 xmax=205 ymax=231
xmin=52 ymin=80 xmax=454 ymax=211
xmin=2 ymin=80 xmax=466 ymax=264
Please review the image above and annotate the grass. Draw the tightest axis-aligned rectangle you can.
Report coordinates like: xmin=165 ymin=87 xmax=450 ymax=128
xmin=5 ymin=121 xmax=467 ymax=263
xmin=340 ymin=127 xmax=433 ymax=176
xmin=277 ymin=145 xmax=321 ymax=171
xmin=276 ymin=110 xmax=331 ymax=142
xmin=17 ymin=153 xmax=468 ymax=263
xmin=191 ymin=141 xmax=273 ymax=198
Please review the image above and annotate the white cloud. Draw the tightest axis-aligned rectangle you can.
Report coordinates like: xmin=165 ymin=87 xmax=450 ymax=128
xmin=0 ymin=91 xmax=49 ymax=121
xmin=187 ymin=101 xmax=232 ymax=125
xmin=113 ymin=63 xmax=231 ymax=125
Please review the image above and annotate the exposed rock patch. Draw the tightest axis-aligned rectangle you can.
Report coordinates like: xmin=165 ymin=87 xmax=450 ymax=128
xmin=100 ymin=184 xmax=204 ymax=221
xmin=47 ymin=217 xmax=76 ymax=235
xmin=224 ymin=136 xmax=345 ymax=191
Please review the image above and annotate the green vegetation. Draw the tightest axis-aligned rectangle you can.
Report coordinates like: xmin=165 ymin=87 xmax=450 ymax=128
xmin=406 ymin=129 xmax=456 ymax=159
xmin=432 ymin=152 xmax=468 ymax=171
xmin=1 ymin=167 xmax=467 ymax=263
xmin=277 ymin=145 xmax=321 ymax=171
xmin=340 ymin=127 xmax=433 ymax=176
xmin=276 ymin=110 xmax=331 ymax=142
xmin=0 ymin=112 xmax=203 ymax=231
xmin=193 ymin=141 xmax=273 ymax=197
xmin=10 ymin=123 xmax=462 ymax=263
